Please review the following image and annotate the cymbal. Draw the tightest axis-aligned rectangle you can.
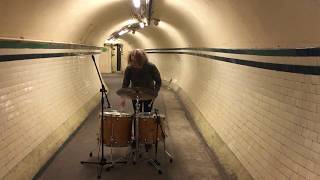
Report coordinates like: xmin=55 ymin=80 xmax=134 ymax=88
xmin=116 ymin=87 xmax=155 ymax=100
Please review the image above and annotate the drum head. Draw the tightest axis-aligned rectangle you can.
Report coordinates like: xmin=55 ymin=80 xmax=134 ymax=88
xmin=100 ymin=110 xmax=131 ymax=117
xmin=138 ymin=112 xmax=165 ymax=118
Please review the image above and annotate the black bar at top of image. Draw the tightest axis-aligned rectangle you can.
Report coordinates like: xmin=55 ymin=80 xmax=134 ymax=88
xmin=146 ymin=51 xmax=320 ymax=75
xmin=145 ymin=47 xmax=320 ymax=57
xmin=0 ymin=52 xmax=100 ymax=62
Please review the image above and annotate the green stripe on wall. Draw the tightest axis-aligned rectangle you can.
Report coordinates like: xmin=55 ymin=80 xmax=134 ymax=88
xmin=0 ymin=52 xmax=100 ymax=62
xmin=145 ymin=47 xmax=320 ymax=57
xmin=0 ymin=39 xmax=102 ymax=50
xmin=146 ymin=51 xmax=320 ymax=75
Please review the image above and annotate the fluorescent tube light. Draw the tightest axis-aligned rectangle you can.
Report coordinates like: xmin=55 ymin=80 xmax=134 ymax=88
xmin=118 ymin=29 xmax=129 ymax=36
xmin=133 ymin=0 xmax=140 ymax=8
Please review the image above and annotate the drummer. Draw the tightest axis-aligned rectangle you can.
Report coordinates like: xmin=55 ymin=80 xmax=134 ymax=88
xmin=121 ymin=49 xmax=162 ymax=112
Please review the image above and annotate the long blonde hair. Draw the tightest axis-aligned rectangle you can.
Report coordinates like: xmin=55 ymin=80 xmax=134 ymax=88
xmin=128 ymin=49 xmax=148 ymax=68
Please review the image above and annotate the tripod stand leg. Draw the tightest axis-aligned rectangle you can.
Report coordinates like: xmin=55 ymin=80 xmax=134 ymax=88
xmin=146 ymin=110 xmax=163 ymax=174
xmin=148 ymin=159 xmax=162 ymax=174
xmin=81 ymin=161 xmax=101 ymax=165
xmin=163 ymin=138 xmax=173 ymax=163
xmin=165 ymin=150 xmax=173 ymax=163
xmin=159 ymin=120 xmax=173 ymax=163
xmin=97 ymin=165 xmax=103 ymax=179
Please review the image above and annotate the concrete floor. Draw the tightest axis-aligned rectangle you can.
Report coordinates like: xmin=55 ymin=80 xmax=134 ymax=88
xmin=35 ymin=73 xmax=225 ymax=180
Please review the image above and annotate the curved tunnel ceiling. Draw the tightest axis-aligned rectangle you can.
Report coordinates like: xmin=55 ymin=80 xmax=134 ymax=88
xmin=1 ymin=1 xmax=320 ymax=180
xmin=1 ymin=0 xmax=320 ymax=48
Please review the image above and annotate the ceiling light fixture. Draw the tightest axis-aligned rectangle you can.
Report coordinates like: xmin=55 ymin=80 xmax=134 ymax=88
xmin=106 ymin=0 xmax=160 ymax=41
xmin=118 ymin=29 xmax=129 ymax=36
xmin=133 ymin=0 xmax=140 ymax=8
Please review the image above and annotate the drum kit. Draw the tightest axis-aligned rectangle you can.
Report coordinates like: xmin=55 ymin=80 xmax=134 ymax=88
xmin=81 ymin=86 xmax=173 ymax=179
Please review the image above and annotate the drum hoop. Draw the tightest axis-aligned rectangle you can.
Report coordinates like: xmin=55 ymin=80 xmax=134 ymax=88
xmin=139 ymin=114 xmax=165 ymax=118
xmin=100 ymin=112 xmax=131 ymax=117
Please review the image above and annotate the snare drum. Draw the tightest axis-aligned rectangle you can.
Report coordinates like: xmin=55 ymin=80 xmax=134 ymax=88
xmin=100 ymin=111 xmax=132 ymax=147
xmin=138 ymin=112 xmax=165 ymax=144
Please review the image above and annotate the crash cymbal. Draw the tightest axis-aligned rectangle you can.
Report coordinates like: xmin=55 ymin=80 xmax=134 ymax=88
xmin=116 ymin=87 xmax=155 ymax=100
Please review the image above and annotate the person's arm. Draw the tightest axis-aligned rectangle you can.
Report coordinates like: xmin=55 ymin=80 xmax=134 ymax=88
xmin=152 ymin=65 xmax=162 ymax=96
xmin=122 ymin=67 xmax=130 ymax=88
xmin=121 ymin=67 xmax=130 ymax=108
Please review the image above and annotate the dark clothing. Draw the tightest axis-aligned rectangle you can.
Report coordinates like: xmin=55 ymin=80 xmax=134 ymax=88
xmin=122 ymin=62 xmax=162 ymax=96
xmin=132 ymin=100 xmax=153 ymax=113
xmin=122 ymin=62 xmax=161 ymax=113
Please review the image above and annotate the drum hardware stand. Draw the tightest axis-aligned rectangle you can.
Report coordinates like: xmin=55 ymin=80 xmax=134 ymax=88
xmin=131 ymin=96 xmax=141 ymax=164
xmin=130 ymin=114 xmax=137 ymax=164
xmin=157 ymin=110 xmax=173 ymax=163
xmin=160 ymin=128 xmax=173 ymax=163
xmin=105 ymin=122 xmax=128 ymax=171
xmin=147 ymin=108 xmax=173 ymax=174
xmin=163 ymin=136 xmax=173 ymax=163
xmin=154 ymin=109 xmax=173 ymax=163
xmin=80 ymin=55 xmax=112 ymax=179
xmin=147 ymin=108 xmax=162 ymax=174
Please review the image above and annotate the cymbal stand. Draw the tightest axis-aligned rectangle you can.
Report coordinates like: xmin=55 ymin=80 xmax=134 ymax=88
xmin=80 ymin=55 xmax=112 ymax=179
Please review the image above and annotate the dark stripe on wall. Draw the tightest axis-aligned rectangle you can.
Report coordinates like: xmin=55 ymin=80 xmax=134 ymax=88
xmin=0 ymin=52 xmax=99 ymax=62
xmin=0 ymin=39 xmax=101 ymax=50
xmin=146 ymin=51 xmax=320 ymax=75
xmin=145 ymin=47 xmax=320 ymax=57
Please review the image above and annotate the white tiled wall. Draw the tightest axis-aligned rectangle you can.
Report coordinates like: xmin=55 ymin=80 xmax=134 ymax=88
xmin=0 ymin=55 xmax=100 ymax=179
xmin=149 ymin=53 xmax=320 ymax=179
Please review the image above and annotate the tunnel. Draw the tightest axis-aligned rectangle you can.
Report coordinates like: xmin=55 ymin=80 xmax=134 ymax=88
xmin=1 ymin=0 xmax=320 ymax=179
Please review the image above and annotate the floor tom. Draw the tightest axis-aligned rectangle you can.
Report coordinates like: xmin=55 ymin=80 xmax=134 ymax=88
xmin=100 ymin=111 xmax=132 ymax=147
xmin=138 ymin=112 xmax=165 ymax=144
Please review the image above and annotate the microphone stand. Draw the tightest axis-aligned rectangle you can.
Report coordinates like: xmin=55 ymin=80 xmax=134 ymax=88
xmin=92 ymin=54 xmax=111 ymax=109
xmin=80 ymin=55 xmax=111 ymax=179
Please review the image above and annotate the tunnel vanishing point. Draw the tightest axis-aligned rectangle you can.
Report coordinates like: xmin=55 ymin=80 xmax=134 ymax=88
xmin=1 ymin=0 xmax=320 ymax=180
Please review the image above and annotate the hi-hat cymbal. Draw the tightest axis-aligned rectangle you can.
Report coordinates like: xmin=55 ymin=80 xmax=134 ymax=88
xmin=116 ymin=87 xmax=155 ymax=100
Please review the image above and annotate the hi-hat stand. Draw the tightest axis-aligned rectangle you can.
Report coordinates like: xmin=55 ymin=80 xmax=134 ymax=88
xmin=80 ymin=55 xmax=112 ymax=179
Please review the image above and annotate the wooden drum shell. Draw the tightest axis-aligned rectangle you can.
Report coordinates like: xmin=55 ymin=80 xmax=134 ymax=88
xmin=138 ymin=113 xmax=165 ymax=144
xmin=101 ymin=112 xmax=132 ymax=147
